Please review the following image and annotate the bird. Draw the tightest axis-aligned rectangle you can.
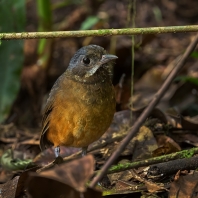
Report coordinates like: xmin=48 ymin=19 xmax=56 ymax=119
xmin=40 ymin=45 xmax=118 ymax=158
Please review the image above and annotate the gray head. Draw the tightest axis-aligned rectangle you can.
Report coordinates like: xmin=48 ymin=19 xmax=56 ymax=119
xmin=66 ymin=45 xmax=118 ymax=82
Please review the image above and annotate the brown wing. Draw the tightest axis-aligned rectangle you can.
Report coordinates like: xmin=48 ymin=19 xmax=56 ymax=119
xmin=40 ymin=74 xmax=64 ymax=151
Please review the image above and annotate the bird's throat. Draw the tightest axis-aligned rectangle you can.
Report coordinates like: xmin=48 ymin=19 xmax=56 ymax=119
xmin=65 ymin=67 xmax=111 ymax=85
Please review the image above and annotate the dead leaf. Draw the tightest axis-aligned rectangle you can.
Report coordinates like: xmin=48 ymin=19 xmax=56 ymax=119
xmin=146 ymin=182 xmax=166 ymax=193
xmin=132 ymin=126 xmax=158 ymax=161
xmin=0 ymin=167 xmax=38 ymax=198
xmin=181 ymin=115 xmax=198 ymax=130
xmin=27 ymin=155 xmax=102 ymax=198
xmin=133 ymin=107 xmax=167 ymax=124
xmin=104 ymin=110 xmax=132 ymax=136
xmin=169 ymin=82 xmax=198 ymax=113
xmin=169 ymin=172 xmax=198 ymax=198
xmin=153 ymin=135 xmax=181 ymax=157
xmin=107 ymin=160 xmax=133 ymax=185
xmin=171 ymin=133 xmax=198 ymax=147
xmin=0 ymin=176 xmax=19 ymax=198
xmin=34 ymin=146 xmax=81 ymax=166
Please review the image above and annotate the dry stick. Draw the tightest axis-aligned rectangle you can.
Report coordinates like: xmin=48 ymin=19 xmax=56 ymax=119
xmin=89 ymin=33 xmax=198 ymax=188
xmin=0 ymin=26 xmax=198 ymax=40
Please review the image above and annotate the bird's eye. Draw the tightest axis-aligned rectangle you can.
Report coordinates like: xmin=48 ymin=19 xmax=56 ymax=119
xmin=83 ymin=57 xmax=90 ymax=65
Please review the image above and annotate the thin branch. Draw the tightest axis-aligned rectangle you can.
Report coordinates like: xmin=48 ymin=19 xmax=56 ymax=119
xmin=130 ymin=0 xmax=136 ymax=121
xmin=0 ymin=26 xmax=198 ymax=40
xmin=89 ymin=33 xmax=198 ymax=188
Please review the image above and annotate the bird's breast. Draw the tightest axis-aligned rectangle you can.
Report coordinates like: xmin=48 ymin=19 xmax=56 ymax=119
xmin=47 ymin=77 xmax=115 ymax=147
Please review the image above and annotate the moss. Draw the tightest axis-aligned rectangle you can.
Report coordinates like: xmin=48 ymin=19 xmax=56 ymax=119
xmin=102 ymin=189 xmax=116 ymax=196
xmin=180 ymin=149 xmax=194 ymax=158
xmin=98 ymin=29 xmax=112 ymax=36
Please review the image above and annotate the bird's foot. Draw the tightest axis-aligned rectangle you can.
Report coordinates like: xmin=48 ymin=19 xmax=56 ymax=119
xmin=53 ymin=156 xmax=63 ymax=164
xmin=81 ymin=146 xmax=88 ymax=156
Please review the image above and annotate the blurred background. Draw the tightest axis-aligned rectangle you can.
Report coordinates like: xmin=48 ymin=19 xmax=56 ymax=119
xmin=0 ymin=0 xmax=198 ymax=130
xmin=1 ymin=1 xmax=198 ymax=195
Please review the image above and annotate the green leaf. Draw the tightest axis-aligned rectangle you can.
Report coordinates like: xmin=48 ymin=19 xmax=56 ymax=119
xmin=0 ymin=0 xmax=25 ymax=122
xmin=37 ymin=0 xmax=52 ymax=55
xmin=52 ymin=0 xmax=81 ymax=10
xmin=36 ymin=0 xmax=53 ymax=69
xmin=153 ymin=6 xmax=162 ymax=23
xmin=0 ymin=149 xmax=35 ymax=171
xmin=175 ymin=76 xmax=198 ymax=86
xmin=37 ymin=0 xmax=52 ymax=32
xmin=80 ymin=16 xmax=99 ymax=30
xmin=191 ymin=51 xmax=198 ymax=58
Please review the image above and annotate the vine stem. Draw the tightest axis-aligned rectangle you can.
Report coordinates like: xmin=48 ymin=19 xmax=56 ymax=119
xmin=0 ymin=26 xmax=198 ymax=40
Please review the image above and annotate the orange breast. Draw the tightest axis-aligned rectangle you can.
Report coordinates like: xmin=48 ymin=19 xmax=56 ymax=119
xmin=46 ymin=78 xmax=115 ymax=148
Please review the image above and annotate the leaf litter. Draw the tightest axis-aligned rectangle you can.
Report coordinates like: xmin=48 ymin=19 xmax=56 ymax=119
xmin=1 ymin=0 xmax=198 ymax=198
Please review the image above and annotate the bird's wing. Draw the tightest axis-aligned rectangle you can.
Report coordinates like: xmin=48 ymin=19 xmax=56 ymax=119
xmin=40 ymin=74 xmax=64 ymax=150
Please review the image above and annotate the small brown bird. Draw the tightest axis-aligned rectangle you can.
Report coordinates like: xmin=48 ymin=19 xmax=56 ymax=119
xmin=40 ymin=45 xmax=117 ymax=157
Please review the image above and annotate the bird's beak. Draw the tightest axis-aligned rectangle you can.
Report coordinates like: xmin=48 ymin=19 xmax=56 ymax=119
xmin=85 ymin=54 xmax=118 ymax=78
xmin=99 ymin=54 xmax=118 ymax=65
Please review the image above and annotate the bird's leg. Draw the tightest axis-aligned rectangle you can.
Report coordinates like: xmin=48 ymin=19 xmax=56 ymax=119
xmin=54 ymin=146 xmax=60 ymax=158
xmin=82 ymin=146 xmax=88 ymax=156
xmin=54 ymin=146 xmax=63 ymax=164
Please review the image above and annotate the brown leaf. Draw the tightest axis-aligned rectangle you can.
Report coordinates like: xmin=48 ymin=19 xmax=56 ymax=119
xmin=135 ymin=66 xmax=165 ymax=91
xmin=0 ymin=176 xmax=19 ymax=198
xmin=107 ymin=160 xmax=133 ymax=185
xmin=104 ymin=110 xmax=132 ymax=137
xmin=169 ymin=82 xmax=197 ymax=113
xmin=0 ymin=167 xmax=38 ymax=198
xmin=181 ymin=115 xmax=198 ymax=130
xmin=27 ymin=155 xmax=101 ymax=198
xmin=132 ymin=126 xmax=158 ymax=161
xmin=171 ymin=133 xmax=198 ymax=147
xmin=115 ymin=180 xmax=145 ymax=192
xmin=133 ymin=107 xmax=167 ymax=124
xmin=41 ymin=155 xmax=94 ymax=191
xmin=146 ymin=182 xmax=165 ymax=193
xmin=34 ymin=146 xmax=80 ymax=166
xmin=27 ymin=176 xmax=83 ymax=198
xmin=169 ymin=172 xmax=198 ymax=198
xmin=153 ymin=135 xmax=181 ymax=157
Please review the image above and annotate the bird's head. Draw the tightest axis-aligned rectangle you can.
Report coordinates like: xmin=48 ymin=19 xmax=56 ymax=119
xmin=66 ymin=45 xmax=118 ymax=83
